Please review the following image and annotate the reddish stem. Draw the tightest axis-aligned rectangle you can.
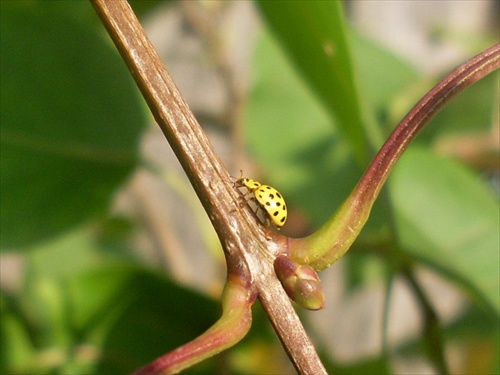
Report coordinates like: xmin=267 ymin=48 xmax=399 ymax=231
xmin=291 ymin=44 xmax=500 ymax=270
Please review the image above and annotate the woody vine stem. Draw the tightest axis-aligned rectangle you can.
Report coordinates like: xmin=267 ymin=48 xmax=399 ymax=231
xmin=91 ymin=0 xmax=500 ymax=374
xmin=91 ymin=1 xmax=326 ymax=374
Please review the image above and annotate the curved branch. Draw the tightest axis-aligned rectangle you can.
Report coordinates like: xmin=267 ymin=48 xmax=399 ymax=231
xmin=291 ymin=44 xmax=500 ymax=270
xmin=133 ymin=274 xmax=256 ymax=375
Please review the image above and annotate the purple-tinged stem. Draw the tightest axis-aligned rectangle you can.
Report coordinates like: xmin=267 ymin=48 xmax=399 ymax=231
xmin=133 ymin=274 xmax=257 ymax=375
xmin=291 ymin=44 xmax=500 ymax=270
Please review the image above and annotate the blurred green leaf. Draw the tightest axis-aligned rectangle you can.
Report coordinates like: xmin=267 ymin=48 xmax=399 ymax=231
xmin=245 ymin=31 xmax=362 ymax=229
xmin=446 ymin=306 xmax=499 ymax=374
xmin=85 ymin=266 xmax=219 ymax=374
xmin=417 ymin=71 xmax=498 ymax=143
xmin=2 ymin=228 xmax=220 ymax=374
xmin=0 ymin=293 xmax=36 ymax=374
xmin=390 ymin=148 xmax=500 ymax=312
xmin=0 ymin=2 xmax=147 ymax=249
xmin=351 ymin=32 xmax=419 ymax=133
xmin=322 ymin=352 xmax=392 ymax=375
xmin=129 ymin=0 xmax=172 ymax=18
xmin=256 ymin=0 xmax=367 ymax=162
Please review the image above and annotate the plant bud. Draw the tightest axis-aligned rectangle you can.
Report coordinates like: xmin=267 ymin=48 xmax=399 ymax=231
xmin=274 ymin=255 xmax=325 ymax=310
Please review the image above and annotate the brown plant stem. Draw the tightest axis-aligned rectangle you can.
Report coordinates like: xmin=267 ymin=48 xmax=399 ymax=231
xmin=90 ymin=0 xmax=326 ymax=374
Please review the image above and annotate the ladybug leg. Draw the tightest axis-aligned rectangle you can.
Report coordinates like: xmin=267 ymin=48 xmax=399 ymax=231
xmin=231 ymin=191 xmax=251 ymax=213
xmin=241 ymin=197 xmax=264 ymax=223
xmin=262 ymin=217 xmax=274 ymax=239
xmin=237 ymin=192 xmax=253 ymax=208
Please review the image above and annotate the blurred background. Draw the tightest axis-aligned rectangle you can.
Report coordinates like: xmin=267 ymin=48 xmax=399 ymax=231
xmin=1 ymin=1 xmax=498 ymax=374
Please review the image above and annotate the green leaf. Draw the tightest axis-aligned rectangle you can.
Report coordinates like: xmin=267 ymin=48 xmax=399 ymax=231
xmin=0 ymin=293 xmax=36 ymax=374
xmin=390 ymin=148 xmax=500 ymax=312
xmin=4 ymin=228 xmax=220 ymax=374
xmin=75 ymin=266 xmax=219 ymax=374
xmin=245 ymin=30 xmax=362 ymax=229
xmin=446 ymin=306 xmax=499 ymax=374
xmin=129 ymin=0 xmax=171 ymax=18
xmin=322 ymin=352 xmax=392 ymax=375
xmin=256 ymin=0 xmax=366 ymax=162
xmin=0 ymin=2 xmax=146 ymax=249
xmin=351 ymin=32 xmax=419 ymax=127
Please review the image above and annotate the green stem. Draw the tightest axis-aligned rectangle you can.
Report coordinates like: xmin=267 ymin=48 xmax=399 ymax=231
xmin=290 ymin=44 xmax=500 ymax=270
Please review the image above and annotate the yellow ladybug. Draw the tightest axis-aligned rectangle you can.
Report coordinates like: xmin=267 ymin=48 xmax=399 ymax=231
xmin=236 ymin=177 xmax=287 ymax=229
